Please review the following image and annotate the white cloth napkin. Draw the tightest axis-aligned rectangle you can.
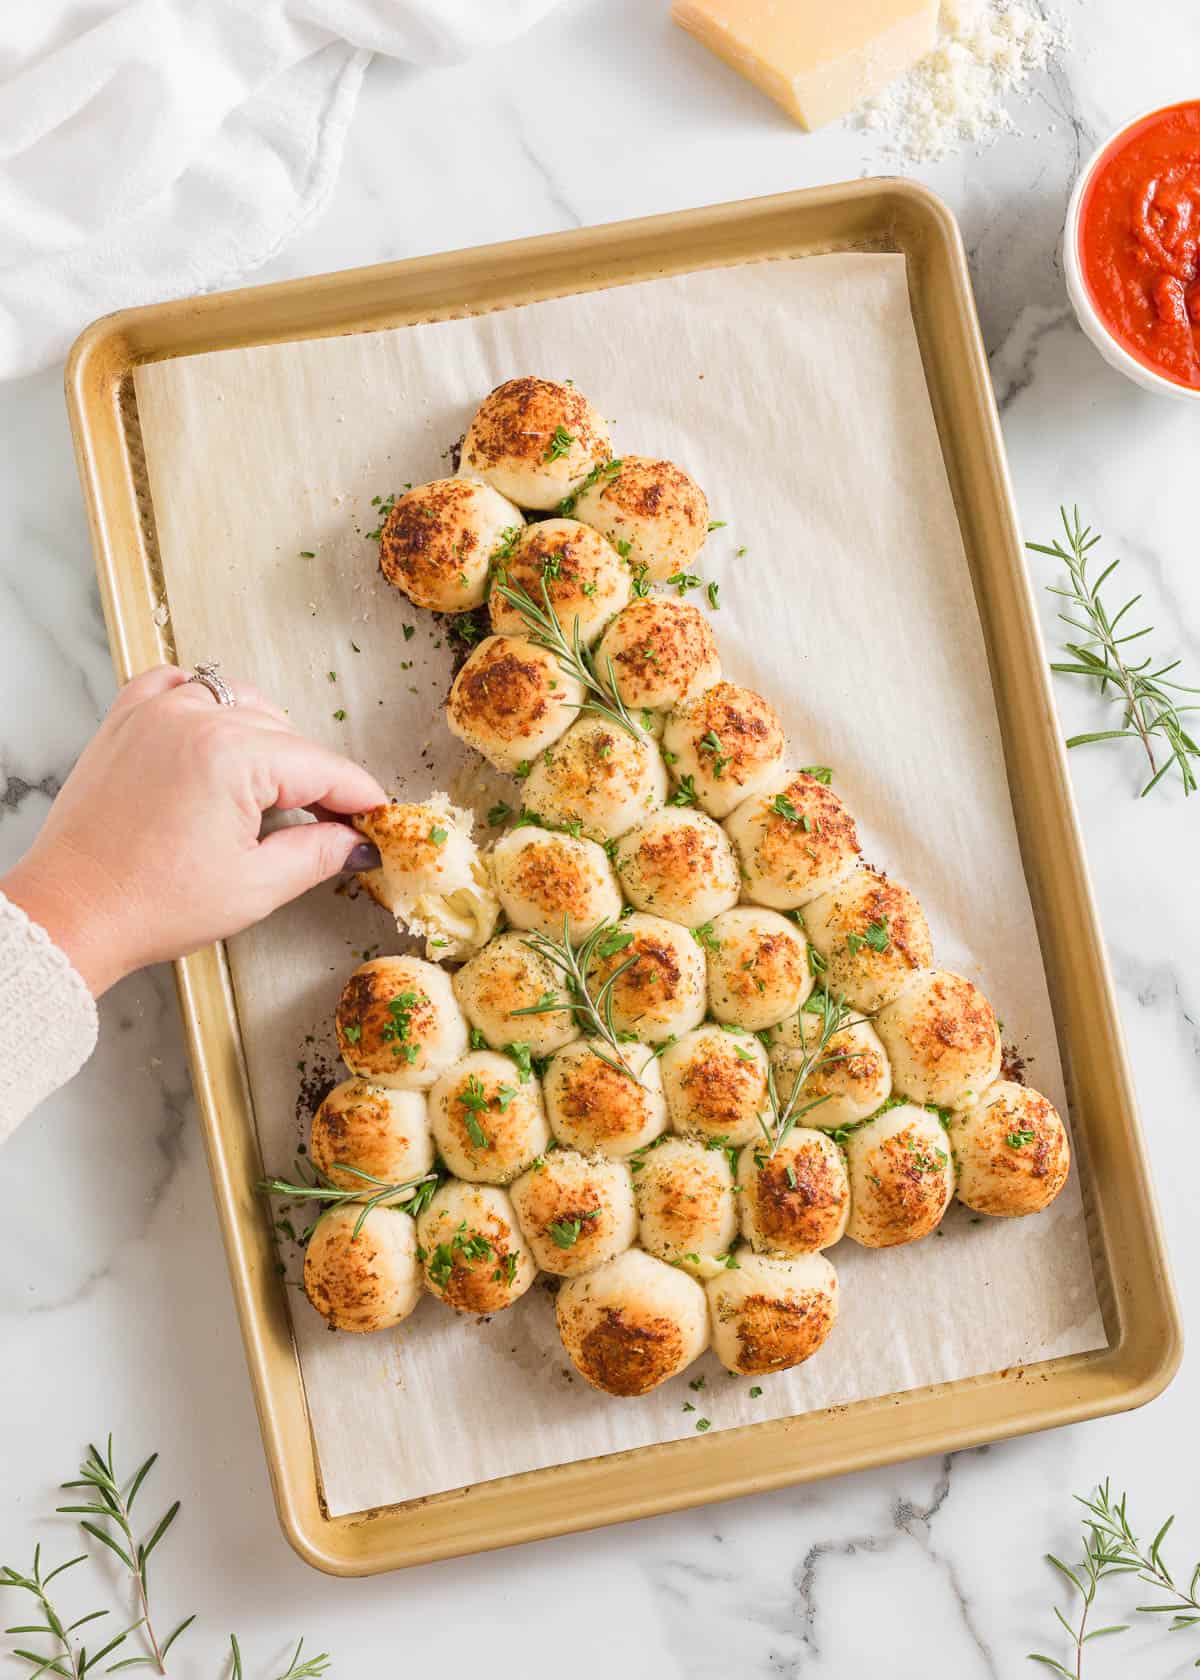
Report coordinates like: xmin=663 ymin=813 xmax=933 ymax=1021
xmin=0 ymin=0 xmax=566 ymax=381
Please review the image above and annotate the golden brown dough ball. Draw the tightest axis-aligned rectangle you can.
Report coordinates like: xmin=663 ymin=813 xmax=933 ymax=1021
xmin=843 ymin=1103 xmax=955 ymax=1248
xmin=310 ymin=1079 xmax=434 ymax=1194
xmin=704 ymin=906 xmax=813 ymax=1032
xmin=662 ymin=682 xmax=786 ymax=819
xmin=452 ymin=932 xmax=580 ymax=1058
xmin=723 ymin=770 xmax=862 ymax=910
xmin=873 ymin=969 xmax=1001 ymax=1109
xmin=659 ymin=1024 xmax=770 ymax=1146
xmin=948 ymin=1081 xmax=1071 ymax=1217
xmin=634 ymin=1136 xmax=738 ymax=1278
xmin=416 ymin=1181 xmax=537 ymax=1313
xmin=460 ymin=377 xmax=610 ymax=510
xmin=768 ymin=1011 xmax=892 ymax=1132
xmin=426 ymin=1051 xmax=549 ymax=1185
xmin=303 ymin=1205 xmax=421 ymax=1332
xmin=542 ymin=1039 xmax=668 ymax=1157
xmin=446 ymin=635 xmax=583 ymax=775
xmin=736 ymin=1129 xmax=849 ymax=1256
xmin=594 ymin=598 xmax=722 ymax=714
xmin=488 ymin=518 xmax=630 ymax=646
xmin=556 ymin=1248 xmax=709 ymax=1395
xmin=802 ymin=868 xmax=933 ymax=1013
xmin=510 ymin=1149 xmax=637 ymax=1276
xmin=571 ymin=454 xmax=709 ymax=582
xmin=706 ymin=1249 xmax=839 ymax=1376
xmin=354 ymin=797 xmax=499 ymax=961
xmin=614 ymin=807 xmax=740 ymax=926
xmin=335 ymin=955 xmax=469 ymax=1092
xmin=378 ymin=478 xmax=521 ymax=612
xmin=521 ymin=715 xmax=668 ymax=842
xmin=490 ymin=825 xmax=622 ymax=943
xmin=583 ymin=912 xmax=708 ymax=1044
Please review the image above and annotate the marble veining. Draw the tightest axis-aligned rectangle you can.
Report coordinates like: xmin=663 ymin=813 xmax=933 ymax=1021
xmin=2 ymin=1 xmax=1198 ymax=1673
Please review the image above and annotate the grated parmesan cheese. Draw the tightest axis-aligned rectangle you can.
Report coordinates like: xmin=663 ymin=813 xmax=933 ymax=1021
xmin=859 ymin=0 xmax=1061 ymax=161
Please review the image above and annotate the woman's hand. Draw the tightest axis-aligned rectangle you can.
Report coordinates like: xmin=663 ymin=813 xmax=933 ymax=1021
xmin=1 ymin=666 xmax=386 ymax=996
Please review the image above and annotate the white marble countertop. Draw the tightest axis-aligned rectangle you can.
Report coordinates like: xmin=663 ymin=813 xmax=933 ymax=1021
xmin=2 ymin=3 xmax=1198 ymax=1675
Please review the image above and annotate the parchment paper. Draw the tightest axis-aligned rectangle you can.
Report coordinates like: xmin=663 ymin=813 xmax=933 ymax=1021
xmin=133 ymin=255 xmax=1106 ymax=1518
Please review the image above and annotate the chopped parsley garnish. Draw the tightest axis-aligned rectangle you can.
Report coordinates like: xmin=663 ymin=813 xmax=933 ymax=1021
xmin=749 ymin=1385 xmax=763 ymax=1399
xmin=458 ymin=1073 xmax=494 ymax=1149
xmin=707 ymin=520 xmax=727 ymax=532
xmin=666 ymin=571 xmax=702 ymax=596
xmin=807 ymin=944 xmax=826 ymax=976
xmin=699 ymin=729 xmax=730 ymax=779
xmin=1005 ymin=1128 xmax=1036 ymax=1149
xmin=514 ymin=760 xmax=533 ymax=780
xmin=669 ymin=774 xmax=699 ymax=807
xmin=771 ymin=793 xmax=802 ymax=823
xmin=707 ymin=580 xmax=720 ymax=610
xmin=429 ymin=825 xmax=448 ymax=845
xmin=695 ymin=1417 xmax=712 ymax=1432
xmin=381 ymin=991 xmax=422 ymax=1062
xmin=691 ymin=922 xmax=721 ymax=953
xmin=543 ymin=425 xmax=577 ymax=462
xmin=488 ymin=802 xmax=513 ymax=826
xmin=548 ymin=1210 xmax=601 ymax=1249
xmin=800 ymin=765 xmax=833 ymax=785
xmin=848 ymin=916 xmax=890 ymax=956
xmin=402 ymin=624 xmax=415 ymax=642
xmin=332 ymin=708 xmax=346 ymax=721
xmin=342 ymin=1023 xmax=362 ymax=1044
xmin=597 ymin=929 xmax=634 ymax=959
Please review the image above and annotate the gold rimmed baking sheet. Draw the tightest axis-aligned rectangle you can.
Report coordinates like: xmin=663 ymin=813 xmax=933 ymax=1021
xmin=66 ymin=181 xmax=1180 ymax=1576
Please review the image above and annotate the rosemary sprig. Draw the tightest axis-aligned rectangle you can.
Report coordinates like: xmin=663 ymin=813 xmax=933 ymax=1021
xmin=760 ymin=989 xmax=861 ymax=1156
xmin=259 ymin=1160 xmax=440 ymax=1240
xmin=1 ymin=1545 xmax=133 ymax=1679
xmin=1031 ymin=1479 xmax=1200 ymax=1675
xmin=490 ymin=576 xmax=641 ymax=740
xmin=229 ymin=1635 xmax=331 ymax=1679
xmin=56 ymin=1439 xmax=193 ymax=1674
xmin=1028 ymin=506 xmax=1199 ymax=797
xmin=515 ymin=918 xmax=642 ymax=1081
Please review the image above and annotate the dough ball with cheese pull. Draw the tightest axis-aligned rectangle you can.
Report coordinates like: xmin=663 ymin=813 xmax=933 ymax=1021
xmin=354 ymin=796 xmax=499 ymax=961
xmin=522 ymin=714 xmax=668 ymax=843
xmin=489 ymin=518 xmax=630 ymax=647
xmin=452 ymin=931 xmax=579 ymax=1058
xmin=427 ymin=1050 xmax=549 ymax=1185
xmin=378 ymin=477 xmax=522 ymax=612
xmin=874 ymin=969 xmax=1001 ymax=1109
xmin=659 ymin=1024 xmax=770 ymax=1146
xmin=768 ymin=1008 xmax=892 ymax=1132
xmin=704 ymin=906 xmax=812 ymax=1032
xmin=705 ymin=1249 xmax=839 ymax=1377
xmin=417 ymin=1181 xmax=536 ymax=1314
xmin=460 ymin=377 xmax=610 ymax=511
xmin=594 ymin=598 xmax=722 ymax=715
xmin=310 ymin=1079 xmax=433 ymax=1195
xmin=491 ymin=825 xmax=622 ymax=943
xmin=662 ymin=682 xmax=785 ymax=819
xmin=614 ymin=807 xmax=740 ymax=926
xmin=571 ymin=455 xmax=709 ymax=583
xmin=723 ymin=769 xmax=861 ymax=910
xmin=510 ymin=1149 xmax=637 ymax=1276
xmin=447 ymin=635 xmax=582 ymax=775
xmin=335 ymin=955 xmax=468 ymax=1092
xmin=843 ymin=1103 xmax=955 ymax=1248
xmin=737 ymin=1129 xmax=849 ymax=1256
xmin=543 ymin=1038 xmax=668 ymax=1157
xmin=948 ymin=1081 xmax=1071 ymax=1217
xmin=634 ymin=1136 xmax=738 ymax=1279
xmin=802 ymin=868 xmax=933 ymax=1013
xmin=303 ymin=1205 xmax=421 ymax=1333
xmin=583 ymin=912 xmax=707 ymax=1044
xmin=556 ymin=1248 xmax=709 ymax=1395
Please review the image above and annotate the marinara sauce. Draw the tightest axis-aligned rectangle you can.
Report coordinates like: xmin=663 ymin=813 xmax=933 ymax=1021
xmin=1078 ymin=100 xmax=1200 ymax=389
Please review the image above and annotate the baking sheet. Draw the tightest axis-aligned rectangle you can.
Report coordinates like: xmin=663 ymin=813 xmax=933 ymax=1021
xmin=132 ymin=254 xmax=1106 ymax=1519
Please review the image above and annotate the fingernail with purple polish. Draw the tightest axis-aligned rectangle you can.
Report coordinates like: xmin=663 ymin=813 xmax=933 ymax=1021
xmin=344 ymin=843 xmax=381 ymax=873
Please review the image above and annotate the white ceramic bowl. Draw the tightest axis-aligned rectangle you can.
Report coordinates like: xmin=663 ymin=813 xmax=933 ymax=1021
xmin=1063 ymin=102 xmax=1200 ymax=404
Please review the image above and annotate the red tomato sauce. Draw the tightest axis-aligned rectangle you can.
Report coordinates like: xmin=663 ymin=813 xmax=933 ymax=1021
xmin=1079 ymin=100 xmax=1200 ymax=389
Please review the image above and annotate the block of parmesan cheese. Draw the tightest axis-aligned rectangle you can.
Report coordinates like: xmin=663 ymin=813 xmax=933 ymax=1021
xmin=671 ymin=0 xmax=939 ymax=131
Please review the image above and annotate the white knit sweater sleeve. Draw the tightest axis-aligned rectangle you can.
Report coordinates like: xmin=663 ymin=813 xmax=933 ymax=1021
xmin=0 ymin=890 xmax=99 ymax=1143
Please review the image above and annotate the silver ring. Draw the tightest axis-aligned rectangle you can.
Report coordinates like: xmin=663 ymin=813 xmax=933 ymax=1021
xmin=187 ymin=661 xmax=236 ymax=707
